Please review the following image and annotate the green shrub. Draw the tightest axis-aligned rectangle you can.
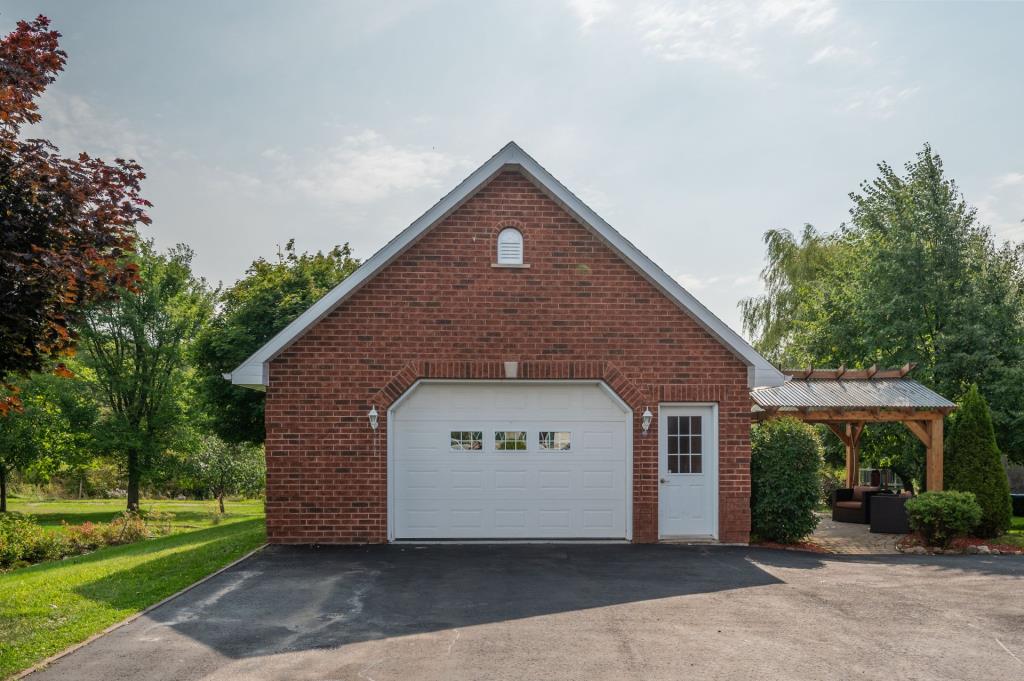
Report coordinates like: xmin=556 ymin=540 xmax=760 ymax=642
xmin=102 ymin=511 xmax=149 ymax=545
xmin=0 ymin=513 xmax=68 ymax=568
xmin=906 ymin=491 xmax=982 ymax=547
xmin=751 ymin=418 xmax=823 ymax=543
xmin=819 ymin=467 xmax=845 ymax=507
xmin=945 ymin=385 xmax=1012 ymax=537
xmin=0 ymin=513 xmax=44 ymax=568
xmin=63 ymin=521 xmax=105 ymax=552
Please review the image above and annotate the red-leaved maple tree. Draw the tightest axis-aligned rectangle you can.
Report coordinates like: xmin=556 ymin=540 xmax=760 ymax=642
xmin=0 ymin=15 xmax=151 ymax=413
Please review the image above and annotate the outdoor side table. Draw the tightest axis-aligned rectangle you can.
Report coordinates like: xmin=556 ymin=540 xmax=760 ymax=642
xmin=869 ymin=494 xmax=911 ymax=534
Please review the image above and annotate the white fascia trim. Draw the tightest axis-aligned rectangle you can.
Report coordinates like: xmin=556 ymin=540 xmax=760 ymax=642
xmin=229 ymin=141 xmax=785 ymax=390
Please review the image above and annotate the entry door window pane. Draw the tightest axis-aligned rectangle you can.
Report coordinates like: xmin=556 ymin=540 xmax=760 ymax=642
xmin=667 ymin=415 xmax=703 ymax=475
xmin=495 ymin=431 xmax=527 ymax=451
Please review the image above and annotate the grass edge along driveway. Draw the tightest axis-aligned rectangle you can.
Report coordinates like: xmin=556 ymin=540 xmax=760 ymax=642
xmin=0 ymin=514 xmax=265 ymax=680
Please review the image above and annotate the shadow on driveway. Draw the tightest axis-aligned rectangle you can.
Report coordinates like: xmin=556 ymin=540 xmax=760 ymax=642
xmin=147 ymin=543 xmax=788 ymax=658
xmin=136 ymin=543 xmax=1024 ymax=659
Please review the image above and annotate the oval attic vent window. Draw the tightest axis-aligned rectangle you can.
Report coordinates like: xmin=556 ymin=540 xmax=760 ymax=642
xmin=496 ymin=227 xmax=524 ymax=265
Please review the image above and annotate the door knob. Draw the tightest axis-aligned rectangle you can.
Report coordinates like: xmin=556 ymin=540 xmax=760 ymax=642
xmin=660 ymin=478 xmax=667 ymax=484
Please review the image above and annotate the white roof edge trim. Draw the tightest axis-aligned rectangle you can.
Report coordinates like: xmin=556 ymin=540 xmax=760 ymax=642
xmin=230 ymin=141 xmax=785 ymax=390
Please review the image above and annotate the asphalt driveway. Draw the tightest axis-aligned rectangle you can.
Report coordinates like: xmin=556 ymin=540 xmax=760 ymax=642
xmin=28 ymin=544 xmax=1024 ymax=681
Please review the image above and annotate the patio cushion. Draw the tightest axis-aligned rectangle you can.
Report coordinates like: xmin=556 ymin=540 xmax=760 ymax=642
xmin=852 ymin=485 xmax=879 ymax=501
xmin=835 ymin=501 xmax=863 ymax=510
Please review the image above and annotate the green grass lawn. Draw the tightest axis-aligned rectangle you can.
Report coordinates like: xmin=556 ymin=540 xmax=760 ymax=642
xmin=0 ymin=500 xmax=265 ymax=679
xmin=5 ymin=497 xmax=264 ymax=533
xmin=997 ymin=514 xmax=1024 ymax=549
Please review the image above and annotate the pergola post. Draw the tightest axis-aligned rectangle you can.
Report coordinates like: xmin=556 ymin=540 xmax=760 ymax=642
xmin=926 ymin=417 xmax=943 ymax=491
xmin=844 ymin=423 xmax=856 ymax=487
xmin=842 ymin=422 xmax=864 ymax=487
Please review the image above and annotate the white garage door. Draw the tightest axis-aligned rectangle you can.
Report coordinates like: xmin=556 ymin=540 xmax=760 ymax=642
xmin=391 ymin=382 xmax=630 ymax=540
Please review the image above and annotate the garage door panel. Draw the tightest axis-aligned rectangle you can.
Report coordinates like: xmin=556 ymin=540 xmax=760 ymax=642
xmin=394 ymin=383 xmax=629 ymax=539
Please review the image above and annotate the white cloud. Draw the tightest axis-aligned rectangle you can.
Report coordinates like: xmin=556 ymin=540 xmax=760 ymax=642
xmin=994 ymin=172 xmax=1024 ymax=189
xmin=276 ymin=131 xmax=467 ymax=204
xmin=633 ymin=0 xmax=839 ymax=71
xmin=841 ymin=85 xmax=920 ymax=119
xmin=30 ymin=91 xmax=156 ymax=161
xmin=977 ymin=172 xmax=1024 ymax=243
xmin=732 ymin=273 xmax=759 ymax=288
xmin=566 ymin=0 xmax=616 ymax=31
xmin=675 ymin=273 xmax=722 ymax=291
xmin=808 ymin=43 xmax=868 ymax=65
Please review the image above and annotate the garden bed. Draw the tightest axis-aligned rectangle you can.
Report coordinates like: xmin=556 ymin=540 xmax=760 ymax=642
xmin=897 ymin=533 xmax=1024 ymax=556
xmin=752 ymin=539 xmax=832 ymax=554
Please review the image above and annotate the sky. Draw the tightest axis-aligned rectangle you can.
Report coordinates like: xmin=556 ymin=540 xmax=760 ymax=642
xmin=3 ymin=0 xmax=1023 ymax=336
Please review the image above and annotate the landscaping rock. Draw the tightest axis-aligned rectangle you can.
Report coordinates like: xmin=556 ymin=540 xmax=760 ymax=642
xmin=909 ymin=546 xmax=927 ymax=555
xmin=991 ymin=549 xmax=1001 ymax=555
xmin=966 ymin=545 xmax=980 ymax=554
xmin=977 ymin=545 xmax=991 ymax=555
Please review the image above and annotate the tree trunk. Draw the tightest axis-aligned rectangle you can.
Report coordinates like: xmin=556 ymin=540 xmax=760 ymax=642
xmin=0 ymin=466 xmax=7 ymax=513
xmin=127 ymin=449 xmax=141 ymax=511
xmin=218 ymin=492 xmax=225 ymax=514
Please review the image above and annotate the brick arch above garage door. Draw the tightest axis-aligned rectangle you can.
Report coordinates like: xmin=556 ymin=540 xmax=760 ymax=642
xmin=371 ymin=360 xmax=650 ymax=411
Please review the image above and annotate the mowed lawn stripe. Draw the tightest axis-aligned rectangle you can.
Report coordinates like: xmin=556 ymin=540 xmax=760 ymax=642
xmin=0 ymin=512 xmax=265 ymax=679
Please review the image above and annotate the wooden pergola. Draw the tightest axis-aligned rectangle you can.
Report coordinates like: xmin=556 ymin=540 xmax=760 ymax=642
xmin=751 ymin=364 xmax=957 ymax=490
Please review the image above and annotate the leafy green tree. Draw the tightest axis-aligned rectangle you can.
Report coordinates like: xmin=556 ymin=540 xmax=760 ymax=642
xmin=742 ymin=144 xmax=1024 ymax=465
xmin=945 ymin=385 xmax=1012 ymax=537
xmin=77 ymin=242 xmax=215 ymax=510
xmin=0 ymin=370 xmax=94 ymax=511
xmin=194 ymin=240 xmax=359 ymax=444
xmin=185 ymin=435 xmax=265 ymax=513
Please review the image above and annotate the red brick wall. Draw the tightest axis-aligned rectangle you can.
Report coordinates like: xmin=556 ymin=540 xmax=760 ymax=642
xmin=264 ymin=170 xmax=752 ymax=544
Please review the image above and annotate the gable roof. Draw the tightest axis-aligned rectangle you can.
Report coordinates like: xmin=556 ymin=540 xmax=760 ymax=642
xmin=228 ymin=142 xmax=786 ymax=390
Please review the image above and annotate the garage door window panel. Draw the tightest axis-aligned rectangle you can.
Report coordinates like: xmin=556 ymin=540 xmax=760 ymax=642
xmin=539 ymin=431 xmax=571 ymax=451
xmin=495 ymin=431 xmax=528 ymax=451
xmin=450 ymin=431 xmax=483 ymax=451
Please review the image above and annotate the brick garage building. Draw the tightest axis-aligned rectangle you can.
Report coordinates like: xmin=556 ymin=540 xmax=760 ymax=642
xmin=229 ymin=143 xmax=784 ymax=545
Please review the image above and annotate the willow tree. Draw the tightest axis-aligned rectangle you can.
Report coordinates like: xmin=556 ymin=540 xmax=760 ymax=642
xmin=742 ymin=144 xmax=1024 ymax=468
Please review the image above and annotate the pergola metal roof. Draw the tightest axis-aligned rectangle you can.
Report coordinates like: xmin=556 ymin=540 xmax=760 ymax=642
xmin=749 ymin=364 xmax=956 ymax=490
xmin=751 ymin=378 xmax=955 ymax=412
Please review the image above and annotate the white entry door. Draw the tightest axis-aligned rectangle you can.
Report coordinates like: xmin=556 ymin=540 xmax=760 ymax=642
xmin=391 ymin=382 xmax=631 ymax=540
xmin=658 ymin=405 xmax=717 ymax=539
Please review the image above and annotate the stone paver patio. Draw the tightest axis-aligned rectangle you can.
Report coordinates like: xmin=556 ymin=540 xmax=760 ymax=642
xmin=811 ymin=511 xmax=902 ymax=554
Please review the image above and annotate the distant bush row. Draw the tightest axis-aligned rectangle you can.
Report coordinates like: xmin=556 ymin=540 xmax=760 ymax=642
xmin=0 ymin=511 xmax=173 ymax=570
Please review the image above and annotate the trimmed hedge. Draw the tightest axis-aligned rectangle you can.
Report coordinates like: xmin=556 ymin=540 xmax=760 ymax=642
xmin=751 ymin=418 xmax=823 ymax=543
xmin=945 ymin=385 xmax=1012 ymax=537
xmin=905 ymin=491 xmax=982 ymax=547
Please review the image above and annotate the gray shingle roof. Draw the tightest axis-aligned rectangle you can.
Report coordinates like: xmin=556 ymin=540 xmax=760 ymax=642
xmin=750 ymin=378 xmax=955 ymax=411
